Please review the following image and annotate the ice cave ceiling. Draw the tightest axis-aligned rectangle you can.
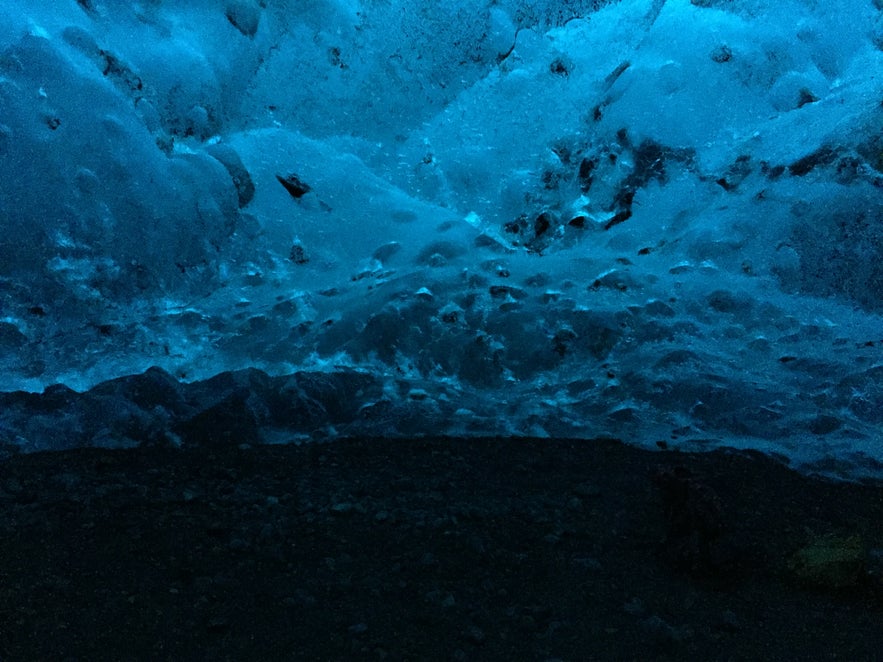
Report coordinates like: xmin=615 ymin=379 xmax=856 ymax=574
xmin=0 ymin=0 xmax=882 ymax=477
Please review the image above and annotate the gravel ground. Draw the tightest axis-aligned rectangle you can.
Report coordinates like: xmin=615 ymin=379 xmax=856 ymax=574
xmin=0 ymin=436 xmax=881 ymax=661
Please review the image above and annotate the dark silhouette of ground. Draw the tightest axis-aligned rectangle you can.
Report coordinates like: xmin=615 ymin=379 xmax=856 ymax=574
xmin=0 ymin=436 xmax=881 ymax=660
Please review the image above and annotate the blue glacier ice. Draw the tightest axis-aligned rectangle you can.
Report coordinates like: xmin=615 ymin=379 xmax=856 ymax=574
xmin=0 ymin=0 xmax=882 ymax=477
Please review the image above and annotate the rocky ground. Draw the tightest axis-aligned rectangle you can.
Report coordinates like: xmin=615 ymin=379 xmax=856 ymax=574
xmin=0 ymin=435 xmax=881 ymax=661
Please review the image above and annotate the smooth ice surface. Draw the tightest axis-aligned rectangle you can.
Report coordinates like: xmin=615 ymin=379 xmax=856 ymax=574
xmin=1 ymin=0 xmax=882 ymax=475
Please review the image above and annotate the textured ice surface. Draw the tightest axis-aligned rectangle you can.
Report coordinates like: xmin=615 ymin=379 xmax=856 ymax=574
xmin=0 ymin=0 xmax=882 ymax=475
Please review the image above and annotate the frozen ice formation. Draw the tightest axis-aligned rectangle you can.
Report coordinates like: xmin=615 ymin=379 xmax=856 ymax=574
xmin=0 ymin=0 xmax=882 ymax=477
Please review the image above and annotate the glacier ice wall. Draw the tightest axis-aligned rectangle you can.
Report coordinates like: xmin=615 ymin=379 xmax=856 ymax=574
xmin=1 ymin=0 xmax=882 ymax=474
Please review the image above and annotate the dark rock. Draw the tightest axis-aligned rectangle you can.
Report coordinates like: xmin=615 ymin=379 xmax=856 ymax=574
xmin=762 ymin=162 xmax=786 ymax=179
xmin=578 ymin=157 xmax=597 ymax=191
xmin=789 ymin=146 xmax=838 ymax=176
xmin=175 ymin=388 xmax=261 ymax=447
xmin=604 ymin=208 xmax=632 ymax=230
xmin=289 ymin=242 xmax=309 ymax=264
xmin=549 ymin=57 xmax=571 ymax=76
xmin=31 ymin=384 xmax=79 ymax=413
xmin=534 ymin=212 xmax=553 ymax=238
xmin=611 ymin=186 xmax=635 ymax=210
xmin=96 ymin=367 xmax=186 ymax=414
xmin=631 ymin=139 xmax=667 ymax=185
xmin=797 ymin=88 xmax=819 ymax=108
xmin=67 ymin=25 xmax=143 ymax=102
xmin=276 ymin=173 xmax=312 ymax=199
xmin=271 ymin=371 xmax=382 ymax=429
xmin=98 ymin=50 xmax=143 ymax=95
xmin=327 ymin=46 xmax=346 ymax=69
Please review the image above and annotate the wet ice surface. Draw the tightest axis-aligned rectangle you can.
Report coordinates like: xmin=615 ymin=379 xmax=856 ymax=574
xmin=0 ymin=0 xmax=882 ymax=476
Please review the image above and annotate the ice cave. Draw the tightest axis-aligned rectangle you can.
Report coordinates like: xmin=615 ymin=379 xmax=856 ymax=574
xmin=1 ymin=0 xmax=882 ymax=479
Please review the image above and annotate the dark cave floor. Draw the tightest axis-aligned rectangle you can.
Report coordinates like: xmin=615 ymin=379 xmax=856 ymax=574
xmin=0 ymin=436 xmax=881 ymax=660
